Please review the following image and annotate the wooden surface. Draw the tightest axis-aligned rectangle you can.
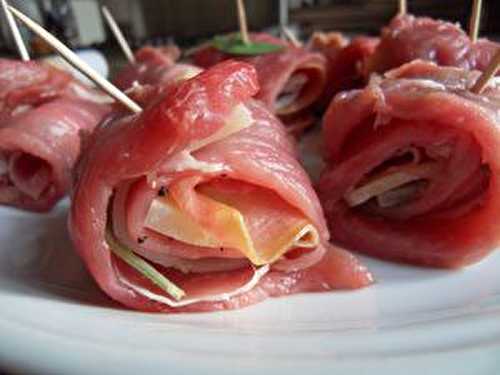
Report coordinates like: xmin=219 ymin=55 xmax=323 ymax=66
xmin=290 ymin=0 xmax=473 ymax=34
xmin=139 ymin=0 xmax=278 ymax=41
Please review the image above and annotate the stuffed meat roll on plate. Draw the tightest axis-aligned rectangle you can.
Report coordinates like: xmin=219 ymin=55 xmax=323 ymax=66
xmin=70 ymin=60 xmax=372 ymax=312
xmin=0 ymin=59 xmax=110 ymax=212
xmin=319 ymin=60 xmax=500 ymax=268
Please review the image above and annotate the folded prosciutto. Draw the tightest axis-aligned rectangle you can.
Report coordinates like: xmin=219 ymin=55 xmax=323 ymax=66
xmin=365 ymin=14 xmax=500 ymax=76
xmin=318 ymin=60 xmax=500 ymax=268
xmin=113 ymin=45 xmax=200 ymax=91
xmin=70 ymin=60 xmax=372 ymax=313
xmin=308 ymin=32 xmax=379 ymax=108
xmin=0 ymin=59 xmax=110 ymax=212
xmin=193 ymin=33 xmax=327 ymax=134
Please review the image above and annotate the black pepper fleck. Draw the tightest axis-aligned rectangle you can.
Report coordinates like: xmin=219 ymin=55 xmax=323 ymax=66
xmin=158 ymin=186 xmax=168 ymax=196
xmin=137 ymin=236 xmax=148 ymax=244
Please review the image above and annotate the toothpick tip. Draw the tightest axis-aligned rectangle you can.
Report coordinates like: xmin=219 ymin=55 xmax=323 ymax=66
xmin=9 ymin=5 xmax=141 ymax=113
xmin=1 ymin=0 xmax=29 ymax=61
xmin=282 ymin=26 xmax=302 ymax=48
xmin=100 ymin=5 xmax=136 ymax=64
xmin=472 ymin=48 xmax=500 ymax=94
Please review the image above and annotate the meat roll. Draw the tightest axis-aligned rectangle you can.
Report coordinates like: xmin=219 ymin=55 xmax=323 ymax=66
xmin=318 ymin=60 xmax=500 ymax=268
xmin=365 ymin=14 xmax=500 ymax=76
xmin=113 ymin=46 xmax=200 ymax=91
xmin=193 ymin=33 xmax=327 ymax=134
xmin=308 ymin=32 xmax=379 ymax=108
xmin=70 ymin=60 xmax=372 ymax=313
xmin=0 ymin=59 xmax=110 ymax=211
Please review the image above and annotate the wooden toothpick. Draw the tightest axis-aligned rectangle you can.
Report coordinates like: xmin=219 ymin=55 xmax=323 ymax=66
xmin=282 ymin=26 xmax=302 ymax=48
xmin=469 ymin=0 xmax=482 ymax=43
xmin=472 ymin=49 xmax=500 ymax=94
xmin=1 ymin=0 xmax=29 ymax=61
xmin=398 ymin=0 xmax=407 ymax=15
xmin=9 ymin=5 xmax=142 ymax=114
xmin=101 ymin=6 xmax=136 ymax=64
xmin=236 ymin=0 xmax=250 ymax=45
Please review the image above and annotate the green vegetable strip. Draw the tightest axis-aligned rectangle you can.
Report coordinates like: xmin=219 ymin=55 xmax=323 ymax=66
xmin=106 ymin=230 xmax=186 ymax=301
xmin=213 ymin=33 xmax=284 ymax=56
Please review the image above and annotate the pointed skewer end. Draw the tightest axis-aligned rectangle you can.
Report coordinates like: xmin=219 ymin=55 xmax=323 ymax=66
xmin=472 ymin=49 xmax=500 ymax=94
xmin=282 ymin=26 xmax=302 ymax=48
xmin=9 ymin=5 xmax=142 ymax=114
xmin=101 ymin=5 xmax=136 ymax=64
xmin=1 ymin=0 xmax=29 ymax=61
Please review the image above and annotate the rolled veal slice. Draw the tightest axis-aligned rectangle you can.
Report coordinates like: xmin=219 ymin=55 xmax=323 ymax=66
xmin=319 ymin=60 xmax=500 ymax=268
xmin=365 ymin=14 xmax=500 ymax=77
xmin=193 ymin=33 xmax=327 ymax=134
xmin=0 ymin=59 xmax=110 ymax=211
xmin=308 ymin=32 xmax=379 ymax=108
xmin=70 ymin=60 xmax=372 ymax=313
xmin=113 ymin=46 xmax=200 ymax=91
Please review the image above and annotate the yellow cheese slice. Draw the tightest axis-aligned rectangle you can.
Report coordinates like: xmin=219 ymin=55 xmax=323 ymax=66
xmin=144 ymin=183 xmax=319 ymax=266
xmin=345 ymin=162 xmax=439 ymax=207
xmin=197 ymin=184 xmax=318 ymax=265
xmin=172 ymin=66 xmax=203 ymax=83
xmin=145 ymin=196 xmax=220 ymax=247
xmin=144 ymin=103 xmax=318 ymax=265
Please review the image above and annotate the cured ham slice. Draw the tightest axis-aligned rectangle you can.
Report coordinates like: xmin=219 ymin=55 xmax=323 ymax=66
xmin=318 ymin=60 xmax=500 ymax=268
xmin=192 ymin=33 xmax=327 ymax=134
xmin=365 ymin=14 xmax=500 ymax=76
xmin=113 ymin=46 xmax=200 ymax=91
xmin=70 ymin=60 xmax=372 ymax=313
xmin=308 ymin=32 xmax=379 ymax=108
xmin=0 ymin=59 xmax=110 ymax=212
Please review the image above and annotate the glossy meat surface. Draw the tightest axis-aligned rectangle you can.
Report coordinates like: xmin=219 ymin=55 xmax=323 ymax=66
xmin=0 ymin=59 xmax=110 ymax=211
xmin=319 ymin=60 xmax=500 ymax=268
xmin=70 ymin=61 xmax=372 ymax=312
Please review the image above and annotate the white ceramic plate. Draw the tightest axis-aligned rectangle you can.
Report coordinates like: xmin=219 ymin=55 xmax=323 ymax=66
xmin=0 ymin=201 xmax=499 ymax=375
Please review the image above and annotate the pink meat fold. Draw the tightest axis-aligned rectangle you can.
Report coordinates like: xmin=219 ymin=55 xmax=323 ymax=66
xmin=193 ymin=33 xmax=328 ymax=134
xmin=366 ymin=14 xmax=500 ymax=76
xmin=70 ymin=60 xmax=372 ymax=313
xmin=0 ymin=59 xmax=110 ymax=211
xmin=319 ymin=60 xmax=500 ymax=268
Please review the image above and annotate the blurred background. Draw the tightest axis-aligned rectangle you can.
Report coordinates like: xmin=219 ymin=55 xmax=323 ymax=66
xmin=0 ymin=0 xmax=498 ymax=67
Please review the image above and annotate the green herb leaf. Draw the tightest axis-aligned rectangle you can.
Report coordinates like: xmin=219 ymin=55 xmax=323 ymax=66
xmin=213 ymin=34 xmax=284 ymax=56
xmin=106 ymin=230 xmax=186 ymax=301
